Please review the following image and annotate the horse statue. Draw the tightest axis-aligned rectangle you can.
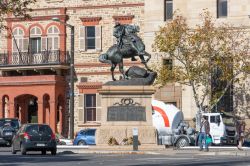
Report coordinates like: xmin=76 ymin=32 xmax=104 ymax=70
xmin=99 ymin=23 xmax=151 ymax=81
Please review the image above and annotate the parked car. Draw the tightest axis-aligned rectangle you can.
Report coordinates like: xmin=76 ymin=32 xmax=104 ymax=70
xmin=73 ymin=129 xmax=96 ymax=145
xmin=11 ymin=124 xmax=57 ymax=155
xmin=0 ymin=118 xmax=20 ymax=146
xmin=56 ymin=133 xmax=73 ymax=145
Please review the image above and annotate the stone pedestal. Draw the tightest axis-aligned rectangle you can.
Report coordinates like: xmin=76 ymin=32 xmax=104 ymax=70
xmin=96 ymin=86 xmax=157 ymax=145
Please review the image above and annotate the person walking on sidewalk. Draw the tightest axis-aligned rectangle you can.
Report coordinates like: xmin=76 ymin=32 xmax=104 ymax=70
xmin=236 ymin=119 xmax=246 ymax=150
xmin=199 ymin=115 xmax=210 ymax=152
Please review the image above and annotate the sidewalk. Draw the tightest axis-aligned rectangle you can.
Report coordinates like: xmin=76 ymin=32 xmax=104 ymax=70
xmin=57 ymin=144 xmax=165 ymax=155
xmin=57 ymin=145 xmax=250 ymax=156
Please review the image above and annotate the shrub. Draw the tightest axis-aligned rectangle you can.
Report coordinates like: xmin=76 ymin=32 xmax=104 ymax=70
xmin=108 ymin=137 xmax=118 ymax=145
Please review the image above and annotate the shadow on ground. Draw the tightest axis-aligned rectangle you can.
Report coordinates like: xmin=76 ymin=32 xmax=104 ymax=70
xmin=0 ymin=153 xmax=89 ymax=166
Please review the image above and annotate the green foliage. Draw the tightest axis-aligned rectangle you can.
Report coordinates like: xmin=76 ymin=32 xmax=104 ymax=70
xmin=0 ymin=0 xmax=36 ymax=30
xmin=121 ymin=137 xmax=141 ymax=145
xmin=152 ymin=63 xmax=186 ymax=86
xmin=153 ymin=10 xmax=250 ymax=111
xmin=107 ymin=137 xmax=118 ymax=146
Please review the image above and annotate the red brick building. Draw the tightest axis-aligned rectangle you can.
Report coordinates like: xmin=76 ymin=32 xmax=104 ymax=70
xmin=0 ymin=7 xmax=69 ymax=134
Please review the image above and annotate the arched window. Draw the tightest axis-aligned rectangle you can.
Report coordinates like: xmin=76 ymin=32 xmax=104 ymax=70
xmin=12 ymin=27 xmax=24 ymax=53
xmin=30 ymin=27 xmax=42 ymax=36
xmin=47 ymin=26 xmax=59 ymax=51
xmin=30 ymin=27 xmax=42 ymax=54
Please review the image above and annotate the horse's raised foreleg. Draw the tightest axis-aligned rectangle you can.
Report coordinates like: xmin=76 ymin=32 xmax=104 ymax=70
xmin=139 ymin=52 xmax=152 ymax=72
xmin=111 ymin=63 xmax=117 ymax=81
xmin=138 ymin=54 xmax=146 ymax=63
xmin=118 ymin=61 xmax=127 ymax=80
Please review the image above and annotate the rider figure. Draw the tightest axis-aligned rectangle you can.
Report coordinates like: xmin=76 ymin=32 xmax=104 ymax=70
xmin=113 ymin=22 xmax=125 ymax=49
xmin=113 ymin=22 xmax=145 ymax=62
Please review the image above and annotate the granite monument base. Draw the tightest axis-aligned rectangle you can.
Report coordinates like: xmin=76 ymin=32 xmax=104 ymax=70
xmin=96 ymin=86 xmax=157 ymax=145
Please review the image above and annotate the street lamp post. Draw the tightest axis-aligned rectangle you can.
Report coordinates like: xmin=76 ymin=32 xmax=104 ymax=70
xmin=52 ymin=17 xmax=75 ymax=139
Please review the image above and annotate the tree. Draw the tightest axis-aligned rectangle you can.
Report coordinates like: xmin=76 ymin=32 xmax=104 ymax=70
xmin=153 ymin=11 xmax=250 ymax=122
xmin=0 ymin=0 xmax=36 ymax=30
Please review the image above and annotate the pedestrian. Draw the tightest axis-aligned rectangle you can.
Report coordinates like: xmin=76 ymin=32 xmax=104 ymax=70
xmin=199 ymin=115 xmax=210 ymax=152
xmin=236 ymin=119 xmax=246 ymax=150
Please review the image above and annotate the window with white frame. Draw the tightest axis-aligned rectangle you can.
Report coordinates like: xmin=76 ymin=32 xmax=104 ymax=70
xmin=79 ymin=25 xmax=102 ymax=51
xmin=164 ymin=0 xmax=173 ymax=21
xmin=217 ymin=0 xmax=227 ymax=18
xmin=30 ymin=27 xmax=42 ymax=54
xmin=84 ymin=94 xmax=96 ymax=121
xmin=47 ymin=26 xmax=59 ymax=51
xmin=12 ymin=27 xmax=25 ymax=53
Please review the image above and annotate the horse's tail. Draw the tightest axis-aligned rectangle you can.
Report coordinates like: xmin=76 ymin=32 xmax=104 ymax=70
xmin=99 ymin=53 xmax=112 ymax=65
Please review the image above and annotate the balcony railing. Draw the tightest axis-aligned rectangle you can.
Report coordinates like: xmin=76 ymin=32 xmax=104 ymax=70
xmin=0 ymin=50 xmax=70 ymax=66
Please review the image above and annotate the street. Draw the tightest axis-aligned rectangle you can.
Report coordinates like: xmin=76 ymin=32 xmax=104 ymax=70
xmin=1 ymin=147 xmax=250 ymax=166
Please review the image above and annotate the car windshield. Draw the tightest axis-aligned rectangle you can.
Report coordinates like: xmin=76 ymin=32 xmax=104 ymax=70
xmin=0 ymin=119 xmax=19 ymax=129
xmin=26 ymin=125 xmax=52 ymax=135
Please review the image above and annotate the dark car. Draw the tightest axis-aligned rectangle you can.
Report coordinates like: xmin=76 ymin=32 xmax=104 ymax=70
xmin=11 ymin=124 xmax=57 ymax=155
xmin=0 ymin=118 xmax=20 ymax=146
xmin=73 ymin=129 xmax=96 ymax=145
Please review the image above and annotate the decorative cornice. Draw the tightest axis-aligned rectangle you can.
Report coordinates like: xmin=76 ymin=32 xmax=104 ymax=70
xmin=6 ymin=15 xmax=68 ymax=22
xmin=112 ymin=15 xmax=134 ymax=21
xmin=98 ymin=86 xmax=155 ymax=95
xmin=75 ymin=61 xmax=141 ymax=68
xmin=76 ymin=71 xmax=119 ymax=75
xmin=77 ymin=82 xmax=103 ymax=89
xmin=80 ymin=17 xmax=102 ymax=23
xmin=64 ymin=3 xmax=144 ymax=10
xmin=27 ymin=3 xmax=144 ymax=11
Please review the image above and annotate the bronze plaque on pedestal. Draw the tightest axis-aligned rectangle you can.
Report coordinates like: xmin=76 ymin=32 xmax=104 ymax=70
xmin=107 ymin=98 xmax=146 ymax=121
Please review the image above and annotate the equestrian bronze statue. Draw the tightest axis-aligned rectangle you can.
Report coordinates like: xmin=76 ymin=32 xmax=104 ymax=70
xmin=99 ymin=22 xmax=152 ymax=82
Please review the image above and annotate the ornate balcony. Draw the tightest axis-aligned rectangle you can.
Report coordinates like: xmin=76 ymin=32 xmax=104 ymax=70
xmin=0 ymin=50 xmax=69 ymax=67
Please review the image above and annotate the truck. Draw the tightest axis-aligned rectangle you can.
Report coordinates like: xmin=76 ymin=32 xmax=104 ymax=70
xmin=152 ymin=99 xmax=238 ymax=148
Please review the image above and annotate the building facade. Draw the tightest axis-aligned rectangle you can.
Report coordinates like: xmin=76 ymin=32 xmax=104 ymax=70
xmin=0 ymin=0 xmax=249 ymax=136
xmin=0 ymin=0 xmax=145 ymax=136
xmin=144 ymin=0 xmax=250 ymax=123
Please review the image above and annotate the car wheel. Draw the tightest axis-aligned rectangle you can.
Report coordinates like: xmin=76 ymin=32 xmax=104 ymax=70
xmin=20 ymin=144 xmax=26 ymax=155
xmin=176 ymin=137 xmax=189 ymax=149
xmin=77 ymin=140 xmax=86 ymax=146
xmin=42 ymin=150 xmax=46 ymax=155
xmin=11 ymin=144 xmax=16 ymax=154
xmin=51 ymin=148 xmax=56 ymax=155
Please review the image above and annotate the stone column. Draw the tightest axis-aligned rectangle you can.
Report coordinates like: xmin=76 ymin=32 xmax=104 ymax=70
xmin=50 ymin=100 xmax=57 ymax=133
xmin=43 ymin=97 xmax=50 ymax=125
xmin=45 ymin=107 xmax=50 ymax=125
xmin=37 ymin=97 xmax=44 ymax=124
xmin=0 ymin=96 xmax=3 ymax=118
xmin=8 ymin=96 xmax=15 ymax=118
